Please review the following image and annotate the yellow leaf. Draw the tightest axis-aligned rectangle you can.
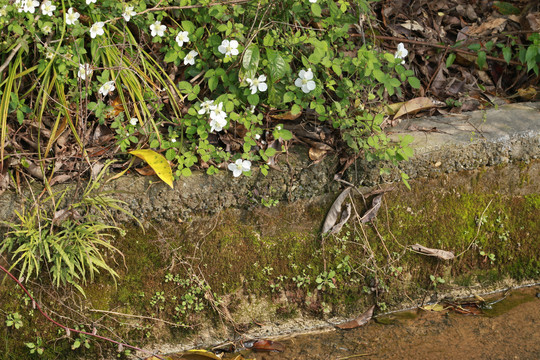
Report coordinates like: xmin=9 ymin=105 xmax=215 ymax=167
xmin=129 ymin=149 xmax=174 ymax=189
xmin=421 ymin=303 xmax=446 ymax=312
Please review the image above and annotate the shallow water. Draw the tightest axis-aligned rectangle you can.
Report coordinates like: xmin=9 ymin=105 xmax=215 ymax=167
xmin=238 ymin=286 xmax=540 ymax=360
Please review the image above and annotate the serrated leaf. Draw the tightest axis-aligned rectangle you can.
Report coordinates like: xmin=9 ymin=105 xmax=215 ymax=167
xmin=129 ymin=149 xmax=174 ymax=188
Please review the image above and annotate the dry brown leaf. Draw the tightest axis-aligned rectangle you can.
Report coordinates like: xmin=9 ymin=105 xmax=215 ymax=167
xmin=467 ymin=17 xmax=507 ymax=35
xmin=248 ymin=339 xmax=285 ymax=352
xmin=309 ymin=146 xmax=327 ymax=162
xmin=322 ymin=187 xmax=352 ymax=234
xmin=336 ymin=305 xmax=375 ymax=329
xmin=270 ymin=110 xmax=302 ymax=121
xmin=393 ymin=97 xmax=442 ymax=120
xmin=411 ymin=244 xmax=455 ymax=260
xmin=328 ymin=203 xmax=352 ymax=235
xmin=135 ymin=165 xmax=157 ymax=176
xmin=360 ymin=194 xmax=383 ymax=223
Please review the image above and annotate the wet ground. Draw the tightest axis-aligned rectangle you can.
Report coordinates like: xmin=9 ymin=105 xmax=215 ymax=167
xmin=239 ymin=286 xmax=540 ymax=360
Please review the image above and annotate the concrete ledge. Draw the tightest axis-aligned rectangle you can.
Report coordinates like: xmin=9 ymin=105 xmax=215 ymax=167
xmin=348 ymin=102 xmax=540 ymax=185
xmin=0 ymin=103 xmax=538 ymax=224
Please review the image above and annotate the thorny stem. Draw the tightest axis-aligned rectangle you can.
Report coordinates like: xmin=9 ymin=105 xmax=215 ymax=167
xmin=0 ymin=264 xmax=165 ymax=360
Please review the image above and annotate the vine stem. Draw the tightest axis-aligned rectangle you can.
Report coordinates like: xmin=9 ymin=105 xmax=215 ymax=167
xmin=0 ymin=264 xmax=165 ymax=360
xmin=361 ymin=34 xmax=522 ymax=66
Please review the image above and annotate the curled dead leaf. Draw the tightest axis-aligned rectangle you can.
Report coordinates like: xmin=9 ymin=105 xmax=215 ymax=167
xmin=360 ymin=194 xmax=383 ymax=223
xmin=411 ymin=244 xmax=455 ymax=260
xmin=328 ymin=203 xmax=352 ymax=235
xmin=322 ymin=187 xmax=352 ymax=234
xmin=336 ymin=305 xmax=375 ymax=329
xmin=394 ymin=97 xmax=443 ymax=120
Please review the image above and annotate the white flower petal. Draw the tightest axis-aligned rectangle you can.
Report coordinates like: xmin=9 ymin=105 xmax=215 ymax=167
xmin=258 ymin=83 xmax=267 ymax=92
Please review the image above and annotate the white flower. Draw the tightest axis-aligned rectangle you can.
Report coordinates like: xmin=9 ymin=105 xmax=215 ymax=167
xmin=295 ymin=68 xmax=316 ymax=93
xmin=65 ymin=8 xmax=80 ymax=25
xmin=171 ymin=138 xmax=176 ymax=143
xmin=198 ymin=99 xmax=215 ymax=115
xmin=86 ymin=0 xmax=96 ymax=4
xmin=255 ymin=134 xmax=261 ymax=140
xmin=209 ymin=102 xmax=227 ymax=132
xmin=21 ymin=0 xmax=39 ymax=13
xmin=122 ymin=6 xmax=136 ymax=22
xmin=150 ymin=21 xmax=166 ymax=37
xmin=184 ymin=50 xmax=198 ymax=66
xmin=276 ymin=125 xmax=282 ymax=131
xmin=0 ymin=5 xmax=7 ymax=17
xmin=246 ymin=75 xmax=267 ymax=95
xmin=228 ymin=159 xmax=251 ymax=177
xmin=89 ymin=22 xmax=105 ymax=39
xmin=218 ymin=39 xmax=239 ymax=57
xmin=175 ymin=31 xmax=189 ymax=47
xmin=99 ymin=81 xmax=116 ymax=97
xmin=42 ymin=24 xmax=52 ymax=34
xmin=394 ymin=42 xmax=408 ymax=64
xmin=45 ymin=48 xmax=55 ymax=59
xmin=41 ymin=1 xmax=56 ymax=16
xmin=77 ymin=63 xmax=93 ymax=80
xmin=309 ymin=0 xmax=317 ymax=2
xmin=130 ymin=117 xmax=138 ymax=126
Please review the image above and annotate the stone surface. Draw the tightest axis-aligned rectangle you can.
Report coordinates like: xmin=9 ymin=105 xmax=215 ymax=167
xmin=0 ymin=103 xmax=538 ymax=225
xmin=347 ymin=102 xmax=540 ymax=185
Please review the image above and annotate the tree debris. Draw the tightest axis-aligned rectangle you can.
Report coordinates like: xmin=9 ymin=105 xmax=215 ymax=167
xmin=411 ymin=244 xmax=455 ymax=260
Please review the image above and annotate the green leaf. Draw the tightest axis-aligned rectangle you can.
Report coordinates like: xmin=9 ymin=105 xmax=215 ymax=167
xmin=477 ymin=51 xmax=487 ymax=70
xmin=129 ymin=149 xmax=174 ymax=188
xmin=265 ymin=147 xmax=277 ymax=157
xmin=164 ymin=50 xmax=178 ymax=63
xmin=502 ymin=46 xmax=512 ymax=64
xmin=208 ymin=76 xmax=218 ymax=91
xmin=247 ymin=94 xmax=259 ymax=105
xmin=291 ymin=104 xmax=302 ymax=115
xmin=243 ymin=44 xmax=260 ymax=71
xmin=283 ymin=91 xmax=294 ymax=103
xmin=408 ymin=77 xmax=421 ymax=89
xmin=267 ymin=49 xmax=288 ymax=80
xmin=446 ymin=53 xmax=456 ymax=68
xmin=311 ymin=2 xmax=321 ymax=17
xmin=263 ymin=33 xmax=274 ymax=47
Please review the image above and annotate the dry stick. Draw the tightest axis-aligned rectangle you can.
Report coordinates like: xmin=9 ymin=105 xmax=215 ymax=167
xmin=0 ymin=42 xmax=22 ymax=74
xmin=0 ymin=264 xmax=166 ymax=360
xmin=89 ymin=309 xmax=192 ymax=328
xmin=425 ymin=46 xmax=448 ymax=93
xmin=361 ymin=35 xmax=522 ymax=66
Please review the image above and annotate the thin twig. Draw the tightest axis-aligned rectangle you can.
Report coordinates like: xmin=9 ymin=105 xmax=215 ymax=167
xmin=89 ymin=309 xmax=193 ymax=328
xmin=456 ymin=199 xmax=493 ymax=258
xmin=0 ymin=42 xmax=22 ymax=74
xmin=366 ymin=35 xmax=522 ymax=66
